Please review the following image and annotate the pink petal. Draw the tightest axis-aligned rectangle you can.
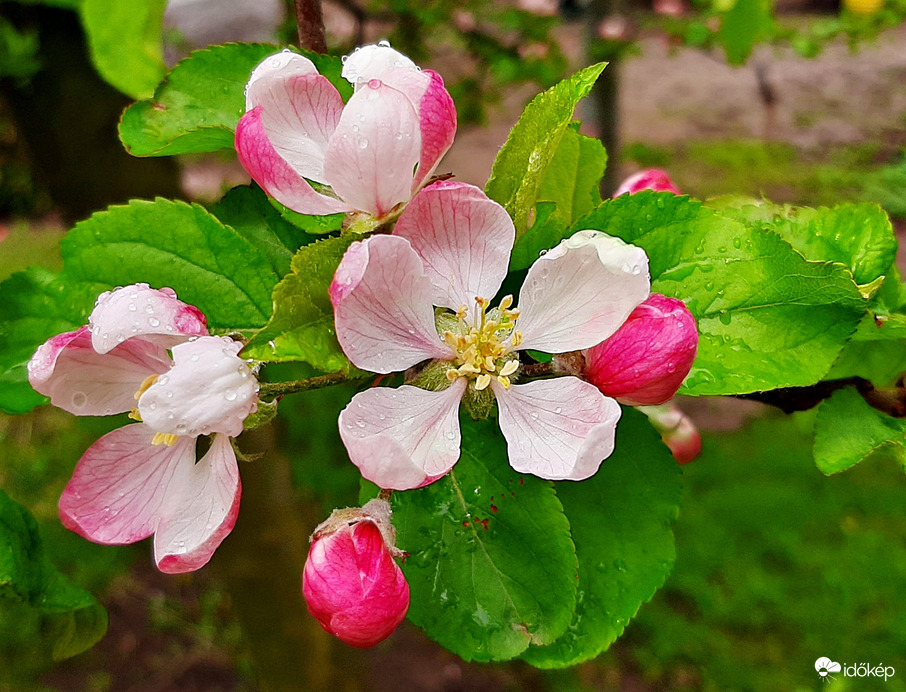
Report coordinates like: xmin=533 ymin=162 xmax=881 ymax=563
xmin=639 ymin=402 xmax=702 ymax=465
xmin=584 ymin=294 xmax=698 ymax=406
xmin=28 ymin=326 xmax=171 ymax=416
xmin=340 ymin=44 xmax=417 ymax=86
xmin=492 ymin=378 xmax=621 ymax=481
xmin=409 ymin=70 xmax=457 ymax=191
xmin=138 ymin=336 xmax=258 ymax=439
xmin=393 ymin=181 xmax=514 ymax=310
xmin=516 ymin=231 xmax=650 ymax=353
xmin=59 ymin=424 xmax=194 ymax=544
xmin=154 ymin=435 xmax=241 ymax=573
xmin=254 ymin=73 xmax=344 ymax=185
xmin=245 ymin=51 xmax=320 ymax=111
xmin=303 ymin=519 xmax=409 ymax=648
xmin=323 ymin=80 xmax=421 ymax=217
xmin=235 ymin=108 xmax=352 ymax=216
xmin=89 ymin=284 xmax=209 ymax=355
xmin=338 ymin=379 xmax=466 ymax=490
xmin=613 ymin=169 xmax=680 ymax=196
xmin=330 ymin=235 xmax=453 ymax=373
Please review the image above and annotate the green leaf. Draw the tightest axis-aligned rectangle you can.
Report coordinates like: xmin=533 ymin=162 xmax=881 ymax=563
xmin=826 ymin=313 xmax=906 ymax=386
xmin=80 ymin=0 xmax=166 ymax=100
xmin=813 ymin=388 xmax=906 ymax=475
xmin=509 ymin=201 xmax=568 ymax=272
xmin=0 ymin=269 xmax=95 ymax=414
xmin=210 ymin=184 xmax=316 ymax=277
xmin=523 ymin=408 xmax=681 ymax=667
xmin=242 ymin=236 xmax=358 ymax=371
xmin=576 ymin=192 xmax=868 ymax=395
xmin=485 ymin=63 xmax=606 ymax=237
xmin=269 ymin=198 xmax=345 ymax=236
xmin=718 ymin=0 xmax=773 ymax=65
xmin=536 ymin=123 xmax=606 ymax=226
xmin=389 ymin=416 xmax=577 ymax=662
xmin=708 ymin=197 xmax=897 ymax=287
xmin=119 ymin=44 xmax=350 ymax=157
xmin=0 ymin=490 xmax=107 ymax=661
xmin=61 ymin=198 xmax=279 ymax=330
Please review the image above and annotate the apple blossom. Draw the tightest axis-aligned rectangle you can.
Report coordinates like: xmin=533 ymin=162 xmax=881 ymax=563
xmin=330 ymin=181 xmax=651 ymax=490
xmin=639 ymin=402 xmax=702 ymax=464
xmin=580 ymin=293 xmax=698 ymax=406
xmin=27 ymin=284 xmax=259 ymax=573
xmin=235 ymin=42 xmax=456 ymax=220
xmin=613 ymin=168 xmax=680 ymax=196
xmin=302 ymin=498 xmax=409 ymax=648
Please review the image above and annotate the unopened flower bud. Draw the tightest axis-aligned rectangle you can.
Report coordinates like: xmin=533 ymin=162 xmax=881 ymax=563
xmin=614 ymin=168 xmax=680 ymax=197
xmin=639 ymin=402 xmax=702 ymax=465
xmin=583 ymin=294 xmax=698 ymax=406
xmin=302 ymin=499 xmax=409 ymax=648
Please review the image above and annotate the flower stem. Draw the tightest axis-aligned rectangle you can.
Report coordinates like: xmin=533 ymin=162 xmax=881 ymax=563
xmin=520 ymin=360 xmax=555 ymax=379
xmin=259 ymin=372 xmax=357 ymax=399
xmin=293 ymin=0 xmax=327 ymax=54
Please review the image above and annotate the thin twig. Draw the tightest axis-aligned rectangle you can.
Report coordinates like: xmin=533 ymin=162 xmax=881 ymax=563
xmin=737 ymin=376 xmax=906 ymax=418
xmin=258 ymin=371 xmax=355 ymax=398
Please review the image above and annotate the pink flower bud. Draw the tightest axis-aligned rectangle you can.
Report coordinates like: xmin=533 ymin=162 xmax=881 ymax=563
xmin=614 ymin=169 xmax=680 ymax=197
xmin=302 ymin=500 xmax=409 ymax=648
xmin=583 ymin=294 xmax=698 ymax=406
xmin=639 ymin=402 xmax=702 ymax=465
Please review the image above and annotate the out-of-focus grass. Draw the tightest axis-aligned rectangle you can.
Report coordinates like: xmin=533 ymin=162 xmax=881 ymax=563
xmin=625 ymin=140 xmax=906 ymax=218
xmin=550 ymin=412 xmax=906 ymax=692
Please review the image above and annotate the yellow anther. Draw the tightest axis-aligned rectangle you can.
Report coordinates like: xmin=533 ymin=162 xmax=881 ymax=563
xmin=128 ymin=408 xmax=142 ymax=422
xmin=446 ymin=369 xmax=459 ymax=382
xmin=151 ymin=432 xmax=179 ymax=447
xmin=496 ymin=375 xmax=511 ymax=389
xmin=484 ymin=356 xmax=496 ymax=370
xmin=475 ymin=374 xmax=491 ymax=391
xmin=456 ymin=305 xmax=469 ymax=319
xmin=475 ymin=296 xmax=489 ymax=309
xmin=134 ymin=373 xmax=159 ymax=400
xmin=499 ymin=360 xmax=519 ymax=378
xmin=499 ymin=295 xmax=514 ymax=311
xmin=510 ymin=331 xmax=523 ymax=348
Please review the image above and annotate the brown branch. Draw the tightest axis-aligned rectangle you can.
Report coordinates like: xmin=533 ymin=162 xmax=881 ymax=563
xmin=293 ymin=0 xmax=328 ymax=54
xmin=737 ymin=376 xmax=906 ymax=418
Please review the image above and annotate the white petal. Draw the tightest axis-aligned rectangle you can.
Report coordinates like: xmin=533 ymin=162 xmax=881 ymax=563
xmin=330 ymin=235 xmax=453 ymax=373
xmin=154 ymin=435 xmax=241 ymax=573
xmin=341 ymin=44 xmax=417 ymax=87
xmin=393 ymin=181 xmax=514 ymax=310
xmin=138 ymin=337 xmax=258 ymax=438
xmin=245 ymin=51 xmax=319 ymax=111
xmin=493 ymin=378 xmax=622 ymax=481
xmin=339 ymin=380 xmax=466 ymax=490
xmin=516 ymin=231 xmax=650 ymax=353
xmin=89 ymin=283 xmax=208 ymax=355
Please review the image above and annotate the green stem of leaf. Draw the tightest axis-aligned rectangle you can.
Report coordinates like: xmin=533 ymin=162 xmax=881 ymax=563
xmin=259 ymin=371 xmax=358 ymax=399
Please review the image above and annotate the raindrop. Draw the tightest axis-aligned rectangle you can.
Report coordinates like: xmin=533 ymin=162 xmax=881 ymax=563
xmin=378 ymin=39 xmax=391 ymax=47
xmin=128 ymin=303 xmax=137 ymax=312
xmin=175 ymin=423 xmax=188 ymax=434
xmin=341 ymin=55 xmax=348 ymax=64
xmin=355 ymin=418 xmax=366 ymax=428
xmin=148 ymin=317 xmax=161 ymax=328
xmin=71 ymin=391 xmax=88 ymax=409
xmin=554 ymin=407 xmax=562 ymax=414
xmin=158 ymin=375 xmax=169 ymax=385
xmin=225 ymin=389 xmax=238 ymax=402
xmin=190 ymin=354 xmax=199 ymax=362
xmin=445 ymin=431 xmax=455 ymax=440
xmin=358 ymin=139 xmax=369 ymax=149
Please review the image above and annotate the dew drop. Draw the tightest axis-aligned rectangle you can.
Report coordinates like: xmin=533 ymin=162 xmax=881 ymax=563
xmin=128 ymin=303 xmax=137 ymax=312
xmin=148 ymin=317 xmax=161 ymax=328
xmin=355 ymin=418 xmax=366 ymax=428
xmin=225 ymin=389 xmax=238 ymax=402
xmin=71 ymin=391 xmax=88 ymax=409
xmin=378 ymin=39 xmax=391 ymax=47
xmin=554 ymin=407 xmax=562 ymax=414
xmin=158 ymin=375 xmax=169 ymax=385
xmin=358 ymin=138 xmax=369 ymax=149
xmin=190 ymin=354 xmax=199 ymax=362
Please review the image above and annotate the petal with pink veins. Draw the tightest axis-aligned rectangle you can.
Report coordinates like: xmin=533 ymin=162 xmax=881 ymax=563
xmin=59 ymin=424 xmax=195 ymax=544
xmin=331 ymin=235 xmax=453 ymax=373
xmin=409 ymin=70 xmax=457 ymax=191
xmin=254 ymin=73 xmax=344 ymax=185
xmin=154 ymin=435 xmax=241 ymax=574
xmin=236 ymin=108 xmax=352 ymax=216
xmin=516 ymin=231 xmax=650 ymax=354
xmin=245 ymin=51 xmax=320 ymax=111
xmin=89 ymin=283 xmax=209 ymax=355
xmin=393 ymin=181 xmax=514 ymax=310
xmin=341 ymin=44 xmax=417 ymax=87
xmin=323 ymin=80 xmax=421 ymax=217
xmin=338 ymin=379 xmax=467 ymax=490
xmin=492 ymin=378 xmax=622 ymax=481
xmin=28 ymin=326 xmax=171 ymax=416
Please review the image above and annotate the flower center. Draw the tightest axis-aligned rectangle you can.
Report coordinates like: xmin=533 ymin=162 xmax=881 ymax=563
xmin=129 ymin=373 xmax=179 ymax=447
xmin=442 ymin=295 xmax=522 ymax=391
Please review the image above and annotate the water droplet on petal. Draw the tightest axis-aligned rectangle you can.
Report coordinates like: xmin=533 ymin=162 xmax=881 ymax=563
xmin=225 ymin=389 xmax=238 ymax=401
xmin=148 ymin=317 xmax=161 ymax=328
xmin=128 ymin=303 xmax=137 ymax=312
xmin=71 ymin=391 xmax=88 ymax=409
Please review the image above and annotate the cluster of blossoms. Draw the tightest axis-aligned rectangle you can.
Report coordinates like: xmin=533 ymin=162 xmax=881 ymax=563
xmin=29 ymin=43 xmax=700 ymax=650
xmin=28 ymin=284 xmax=259 ymax=573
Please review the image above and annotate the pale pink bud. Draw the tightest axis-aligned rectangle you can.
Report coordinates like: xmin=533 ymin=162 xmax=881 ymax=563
xmin=583 ymin=294 xmax=698 ymax=406
xmin=613 ymin=168 xmax=680 ymax=197
xmin=302 ymin=499 xmax=409 ymax=648
xmin=639 ymin=402 xmax=702 ymax=465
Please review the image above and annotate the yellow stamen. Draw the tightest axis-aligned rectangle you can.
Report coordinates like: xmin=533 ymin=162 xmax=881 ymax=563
xmin=496 ymin=375 xmax=511 ymax=389
xmin=128 ymin=408 xmax=142 ymax=422
xmin=151 ymin=432 xmax=179 ymax=447
xmin=499 ymin=360 xmax=519 ymax=378
xmin=475 ymin=374 xmax=491 ymax=391
xmin=134 ymin=373 xmax=159 ymax=400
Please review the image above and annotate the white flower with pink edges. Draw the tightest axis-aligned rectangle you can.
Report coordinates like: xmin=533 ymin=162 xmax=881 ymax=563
xmin=27 ymin=284 xmax=258 ymax=573
xmin=330 ymin=181 xmax=651 ymax=490
xmin=235 ymin=43 xmax=456 ymax=219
